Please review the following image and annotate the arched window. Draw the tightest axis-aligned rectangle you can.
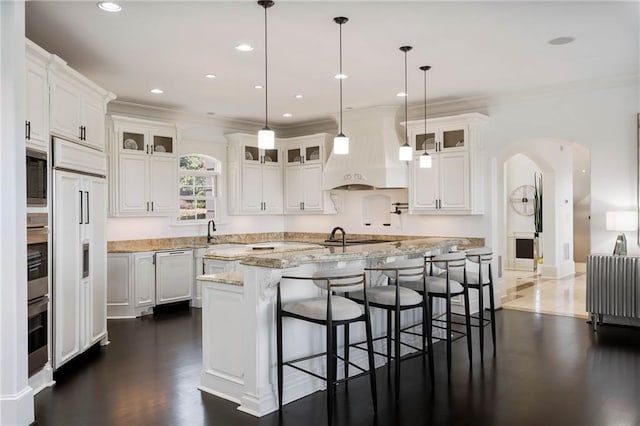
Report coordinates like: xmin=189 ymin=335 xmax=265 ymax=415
xmin=178 ymin=154 xmax=221 ymax=222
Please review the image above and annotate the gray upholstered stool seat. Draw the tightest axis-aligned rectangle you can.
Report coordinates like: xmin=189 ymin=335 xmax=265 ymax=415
xmin=350 ymin=286 xmax=422 ymax=307
xmin=282 ymin=296 xmax=364 ymax=321
xmin=443 ymin=269 xmax=489 ymax=285
xmin=403 ymin=276 xmax=464 ymax=294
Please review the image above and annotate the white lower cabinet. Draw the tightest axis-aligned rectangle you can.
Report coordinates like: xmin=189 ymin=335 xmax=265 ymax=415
xmin=203 ymin=258 xmax=240 ymax=275
xmin=107 ymin=249 xmax=193 ymax=317
xmin=107 ymin=251 xmax=155 ymax=318
xmin=155 ymin=250 xmax=193 ymax=305
xmin=134 ymin=253 xmax=156 ymax=308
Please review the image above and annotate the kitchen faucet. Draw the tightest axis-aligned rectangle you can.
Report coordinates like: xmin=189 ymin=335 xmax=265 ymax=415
xmin=328 ymin=226 xmax=346 ymax=247
xmin=207 ymin=220 xmax=217 ymax=244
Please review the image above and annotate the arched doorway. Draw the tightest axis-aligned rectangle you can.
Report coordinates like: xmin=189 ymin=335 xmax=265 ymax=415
xmin=493 ymin=139 xmax=590 ymax=318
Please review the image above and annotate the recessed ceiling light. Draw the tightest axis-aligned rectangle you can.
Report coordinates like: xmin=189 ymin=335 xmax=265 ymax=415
xmin=582 ymin=169 xmax=586 ymax=173
xmin=548 ymin=36 xmax=575 ymax=45
xmin=396 ymin=92 xmax=407 ymax=97
xmin=97 ymin=1 xmax=122 ymax=12
xmin=282 ymin=113 xmax=293 ymax=118
xmin=254 ymin=85 xmax=263 ymax=89
xmin=334 ymin=73 xmax=348 ymax=80
xmin=149 ymin=88 xmax=164 ymax=94
xmin=295 ymin=94 xmax=303 ymax=99
xmin=235 ymin=44 xmax=254 ymax=52
xmin=205 ymin=74 xmax=216 ymax=79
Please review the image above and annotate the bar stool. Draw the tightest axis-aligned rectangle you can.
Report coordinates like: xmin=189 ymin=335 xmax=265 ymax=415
xmin=446 ymin=247 xmax=497 ymax=360
xmin=276 ymin=268 xmax=377 ymax=424
xmin=422 ymin=251 xmax=473 ymax=378
xmin=349 ymin=261 xmax=425 ymax=401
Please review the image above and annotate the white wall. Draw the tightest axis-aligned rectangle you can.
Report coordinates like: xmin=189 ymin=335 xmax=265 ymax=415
xmin=486 ymin=83 xmax=638 ymax=259
xmin=0 ymin=3 xmax=35 ymax=425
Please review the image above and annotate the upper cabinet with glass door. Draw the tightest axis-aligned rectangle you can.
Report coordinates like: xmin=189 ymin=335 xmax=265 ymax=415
xmin=243 ymin=144 xmax=279 ymax=166
xmin=409 ymin=120 xmax=468 ymax=154
xmin=285 ymin=139 xmax=322 ymax=166
xmin=116 ymin=118 xmax=176 ymax=157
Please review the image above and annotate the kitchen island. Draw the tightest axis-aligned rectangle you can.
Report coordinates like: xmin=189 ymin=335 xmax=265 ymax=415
xmin=198 ymin=237 xmax=474 ymax=417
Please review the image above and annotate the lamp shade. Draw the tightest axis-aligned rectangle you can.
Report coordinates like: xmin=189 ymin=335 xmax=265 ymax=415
xmin=419 ymin=152 xmax=432 ymax=168
xmin=333 ymin=134 xmax=349 ymax=155
xmin=399 ymin=144 xmax=412 ymax=161
xmin=606 ymin=211 xmax=637 ymax=232
xmin=258 ymin=128 xmax=275 ymax=149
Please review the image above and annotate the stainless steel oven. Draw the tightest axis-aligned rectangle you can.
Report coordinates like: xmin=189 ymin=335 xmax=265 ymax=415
xmin=26 ymin=148 xmax=47 ymax=207
xmin=27 ymin=213 xmax=49 ymax=376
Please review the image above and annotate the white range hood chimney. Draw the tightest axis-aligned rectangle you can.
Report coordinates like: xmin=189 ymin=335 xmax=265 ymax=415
xmin=323 ymin=106 xmax=409 ymax=190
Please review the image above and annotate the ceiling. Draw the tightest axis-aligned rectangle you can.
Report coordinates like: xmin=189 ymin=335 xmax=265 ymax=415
xmin=26 ymin=1 xmax=639 ymax=126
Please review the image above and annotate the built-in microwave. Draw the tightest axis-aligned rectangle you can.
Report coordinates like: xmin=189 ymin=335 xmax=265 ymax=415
xmin=26 ymin=148 xmax=47 ymax=207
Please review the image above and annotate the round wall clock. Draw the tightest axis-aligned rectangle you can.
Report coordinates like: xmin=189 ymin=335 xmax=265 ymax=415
xmin=509 ymin=185 xmax=536 ymax=216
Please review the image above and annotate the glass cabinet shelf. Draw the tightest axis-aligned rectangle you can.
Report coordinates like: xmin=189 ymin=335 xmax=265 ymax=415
xmin=122 ymin=131 xmax=145 ymax=151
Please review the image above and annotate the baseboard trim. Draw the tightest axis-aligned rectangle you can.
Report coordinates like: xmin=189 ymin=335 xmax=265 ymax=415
xmin=0 ymin=385 xmax=34 ymax=426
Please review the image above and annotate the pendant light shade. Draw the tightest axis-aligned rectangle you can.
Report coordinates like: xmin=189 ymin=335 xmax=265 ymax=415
xmin=399 ymin=45 xmax=413 ymax=161
xmin=257 ymin=1 xmax=275 ymax=150
xmin=419 ymin=65 xmax=432 ymax=168
xmin=333 ymin=17 xmax=349 ymax=155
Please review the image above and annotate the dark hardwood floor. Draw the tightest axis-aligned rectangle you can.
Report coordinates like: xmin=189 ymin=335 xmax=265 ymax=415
xmin=34 ymin=305 xmax=640 ymax=426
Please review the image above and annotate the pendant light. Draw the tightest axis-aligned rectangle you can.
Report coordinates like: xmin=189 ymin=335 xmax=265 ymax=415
xmin=399 ymin=46 xmax=413 ymax=161
xmin=257 ymin=1 xmax=275 ymax=149
xmin=333 ymin=17 xmax=349 ymax=155
xmin=419 ymin=65 xmax=432 ymax=168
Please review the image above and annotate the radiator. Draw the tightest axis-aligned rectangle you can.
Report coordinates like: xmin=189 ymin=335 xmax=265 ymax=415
xmin=586 ymin=255 xmax=640 ymax=325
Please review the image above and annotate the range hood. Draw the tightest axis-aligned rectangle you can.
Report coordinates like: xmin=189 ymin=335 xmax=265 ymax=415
xmin=323 ymin=106 xmax=409 ymax=190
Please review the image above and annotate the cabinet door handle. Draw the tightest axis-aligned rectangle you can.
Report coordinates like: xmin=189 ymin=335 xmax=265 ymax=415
xmin=26 ymin=121 xmax=31 ymax=140
xmin=302 ymin=202 xmax=305 ymax=210
xmin=151 ymin=201 xmax=154 ymax=212
xmin=79 ymin=191 xmax=84 ymax=224
xmin=85 ymin=191 xmax=90 ymax=224
xmin=82 ymin=126 xmax=87 ymax=141
xmin=79 ymin=126 xmax=84 ymax=140
xmin=147 ymin=201 xmax=150 ymax=212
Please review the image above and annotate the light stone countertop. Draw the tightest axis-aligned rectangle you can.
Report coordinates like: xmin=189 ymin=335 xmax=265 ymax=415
xmin=197 ymin=270 xmax=244 ymax=286
xmin=239 ymin=237 xmax=472 ymax=269
xmin=203 ymin=242 xmax=324 ymax=260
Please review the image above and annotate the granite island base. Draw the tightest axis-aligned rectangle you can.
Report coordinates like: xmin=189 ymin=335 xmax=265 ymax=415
xmin=197 ymin=238 xmax=474 ymax=417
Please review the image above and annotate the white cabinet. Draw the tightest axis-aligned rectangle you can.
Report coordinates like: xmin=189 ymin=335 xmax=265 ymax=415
xmin=155 ymin=250 xmax=193 ymax=305
xmin=53 ymin=170 xmax=107 ymax=369
xmin=49 ymin=56 xmax=114 ymax=151
xmin=107 ymin=251 xmax=156 ymax=318
xmin=283 ymin=134 xmax=331 ymax=213
xmin=203 ymin=258 xmax=240 ymax=275
xmin=25 ymin=41 xmax=49 ymax=150
xmin=227 ymin=133 xmax=283 ymax=215
xmin=110 ymin=116 xmax=178 ymax=217
xmin=406 ymin=113 xmax=488 ymax=215
xmin=134 ymin=253 xmax=156 ymax=308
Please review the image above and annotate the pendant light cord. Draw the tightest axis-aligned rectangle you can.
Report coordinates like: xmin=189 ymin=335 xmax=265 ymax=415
xmin=404 ymin=49 xmax=408 ymax=145
xmin=264 ymin=4 xmax=269 ymax=129
xmin=339 ymin=21 xmax=343 ymax=135
xmin=423 ymin=68 xmax=427 ymax=154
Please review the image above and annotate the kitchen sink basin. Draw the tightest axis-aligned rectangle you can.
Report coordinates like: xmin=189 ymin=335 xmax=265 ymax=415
xmin=321 ymin=239 xmax=393 ymax=247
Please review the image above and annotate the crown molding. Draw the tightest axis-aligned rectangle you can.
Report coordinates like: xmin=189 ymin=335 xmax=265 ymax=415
xmin=108 ymin=100 xmax=290 ymax=133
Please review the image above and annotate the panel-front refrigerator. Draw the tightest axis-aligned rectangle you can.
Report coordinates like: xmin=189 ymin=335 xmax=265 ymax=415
xmin=52 ymin=137 xmax=107 ymax=369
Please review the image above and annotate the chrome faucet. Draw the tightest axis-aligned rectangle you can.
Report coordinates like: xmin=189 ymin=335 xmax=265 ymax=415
xmin=329 ymin=226 xmax=346 ymax=247
xmin=207 ymin=220 xmax=217 ymax=244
